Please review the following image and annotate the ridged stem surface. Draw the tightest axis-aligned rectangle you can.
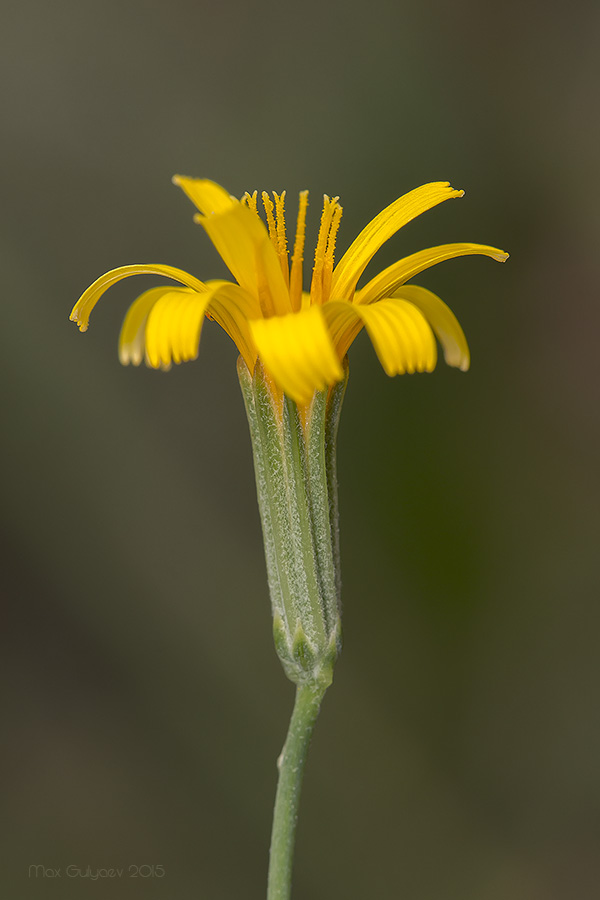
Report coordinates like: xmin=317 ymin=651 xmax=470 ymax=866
xmin=267 ymin=683 xmax=326 ymax=900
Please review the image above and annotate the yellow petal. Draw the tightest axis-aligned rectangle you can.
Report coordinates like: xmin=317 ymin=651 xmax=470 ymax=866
xmin=392 ymin=285 xmax=470 ymax=371
xmin=119 ymin=286 xmax=195 ymax=365
xmin=250 ymin=306 xmax=343 ymax=405
xmin=145 ymin=290 xmax=207 ymax=368
xmin=195 ymin=202 xmax=291 ymax=317
xmin=172 ymin=175 xmax=237 ymax=215
xmin=321 ymin=301 xmax=362 ymax=358
xmin=142 ymin=281 xmax=260 ymax=370
xmin=331 ymin=183 xmax=464 ymax=301
xmin=69 ymin=264 xmax=208 ymax=332
xmin=203 ymin=280 xmax=260 ymax=369
xmin=322 ymin=299 xmax=437 ymax=375
xmin=356 ymin=243 xmax=509 ymax=305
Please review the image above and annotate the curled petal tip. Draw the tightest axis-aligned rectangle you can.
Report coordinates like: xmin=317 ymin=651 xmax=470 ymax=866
xmin=69 ymin=310 xmax=88 ymax=332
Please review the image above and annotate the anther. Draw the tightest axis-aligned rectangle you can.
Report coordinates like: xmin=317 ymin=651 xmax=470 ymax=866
xmin=262 ymin=192 xmax=278 ymax=247
xmin=322 ymin=201 xmax=342 ymax=301
xmin=273 ymin=191 xmax=289 ymax=288
xmin=290 ymin=191 xmax=309 ymax=312
xmin=310 ymin=196 xmax=336 ymax=305
xmin=242 ymin=190 xmax=259 ymax=214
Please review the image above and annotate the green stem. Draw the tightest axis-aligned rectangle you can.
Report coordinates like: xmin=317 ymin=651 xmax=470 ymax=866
xmin=267 ymin=683 xmax=327 ymax=900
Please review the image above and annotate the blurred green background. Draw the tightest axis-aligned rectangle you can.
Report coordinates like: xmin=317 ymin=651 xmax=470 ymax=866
xmin=2 ymin=0 xmax=599 ymax=897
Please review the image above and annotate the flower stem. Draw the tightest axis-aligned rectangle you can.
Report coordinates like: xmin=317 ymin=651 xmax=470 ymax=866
xmin=267 ymin=682 xmax=327 ymax=900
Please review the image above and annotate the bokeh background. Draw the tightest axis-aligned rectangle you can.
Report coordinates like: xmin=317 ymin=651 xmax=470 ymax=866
xmin=2 ymin=0 xmax=599 ymax=897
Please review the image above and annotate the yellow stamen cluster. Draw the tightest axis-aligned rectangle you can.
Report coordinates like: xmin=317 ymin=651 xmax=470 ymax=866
xmin=260 ymin=191 xmax=290 ymax=288
xmin=245 ymin=190 xmax=343 ymax=311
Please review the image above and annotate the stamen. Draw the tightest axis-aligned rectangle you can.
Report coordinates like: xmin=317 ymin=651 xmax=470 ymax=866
xmin=322 ymin=201 xmax=343 ymax=301
xmin=273 ymin=191 xmax=289 ymax=288
xmin=325 ymin=202 xmax=342 ymax=263
xmin=237 ymin=192 xmax=274 ymax=317
xmin=310 ymin=196 xmax=338 ymax=305
xmin=262 ymin=192 xmax=278 ymax=247
xmin=273 ymin=192 xmax=288 ymax=255
xmin=290 ymin=190 xmax=309 ymax=312
xmin=242 ymin=190 xmax=258 ymax=214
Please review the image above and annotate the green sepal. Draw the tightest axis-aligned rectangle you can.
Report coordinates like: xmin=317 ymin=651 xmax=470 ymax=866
xmin=291 ymin=619 xmax=318 ymax=672
xmin=239 ymin=357 xmax=348 ymax=688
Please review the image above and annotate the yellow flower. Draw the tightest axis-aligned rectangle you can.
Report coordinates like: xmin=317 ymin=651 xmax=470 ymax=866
xmin=70 ymin=177 xmax=508 ymax=405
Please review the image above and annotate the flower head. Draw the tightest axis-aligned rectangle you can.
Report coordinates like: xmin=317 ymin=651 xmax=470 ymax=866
xmin=70 ymin=177 xmax=508 ymax=405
